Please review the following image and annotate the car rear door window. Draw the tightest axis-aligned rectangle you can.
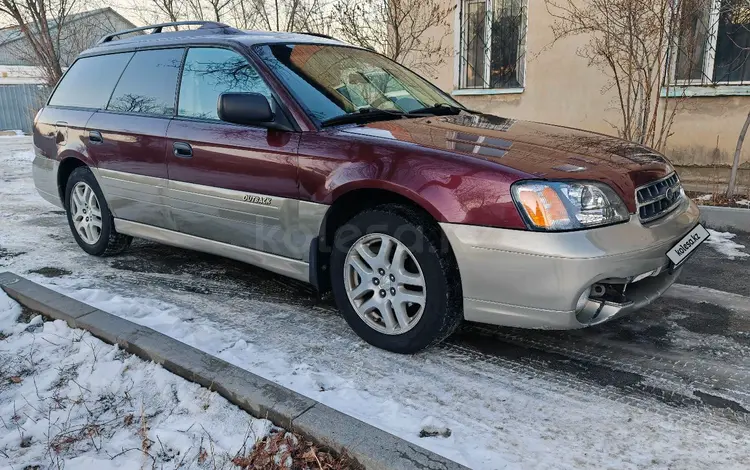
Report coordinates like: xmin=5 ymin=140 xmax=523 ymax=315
xmin=107 ymin=48 xmax=184 ymax=116
xmin=48 ymin=53 xmax=133 ymax=109
xmin=178 ymin=48 xmax=272 ymax=120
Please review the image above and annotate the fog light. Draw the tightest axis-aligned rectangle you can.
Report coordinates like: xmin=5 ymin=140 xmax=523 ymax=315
xmin=576 ymin=287 xmax=592 ymax=312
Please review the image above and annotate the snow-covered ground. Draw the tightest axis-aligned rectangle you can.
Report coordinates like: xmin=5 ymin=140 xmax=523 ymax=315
xmin=0 ymin=289 xmax=276 ymax=469
xmin=706 ymin=229 xmax=750 ymax=260
xmin=2 ymin=137 xmax=750 ymax=469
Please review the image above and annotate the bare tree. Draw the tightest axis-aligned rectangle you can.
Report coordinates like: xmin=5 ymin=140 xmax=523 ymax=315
xmin=544 ymin=0 xmax=749 ymax=153
xmin=0 ymin=0 xmax=78 ymax=84
xmin=180 ymin=0 xmax=234 ymax=22
xmin=205 ymin=0 xmax=234 ymax=22
xmin=333 ymin=0 xmax=456 ymax=76
xmin=544 ymin=0 xmax=685 ymax=151
xmin=231 ymin=0 xmax=334 ymax=32
xmin=127 ymin=0 xmax=335 ymax=35
xmin=727 ymin=109 xmax=750 ymax=198
xmin=0 ymin=2 xmax=129 ymax=85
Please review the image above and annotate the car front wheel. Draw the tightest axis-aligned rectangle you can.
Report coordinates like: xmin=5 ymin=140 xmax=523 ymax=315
xmin=330 ymin=204 xmax=462 ymax=353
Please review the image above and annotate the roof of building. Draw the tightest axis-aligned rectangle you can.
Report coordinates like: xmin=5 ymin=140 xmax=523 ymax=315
xmin=0 ymin=8 xmax=136 ymax=46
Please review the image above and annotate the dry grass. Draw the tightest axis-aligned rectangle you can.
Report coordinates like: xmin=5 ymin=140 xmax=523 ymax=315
xmin=687 ymin=190 xmax=750 ymax=209
xmin=1 ymin=310 xmax=360 ymax=470
xmin=233 ymin=430 xmax=359 ymax=470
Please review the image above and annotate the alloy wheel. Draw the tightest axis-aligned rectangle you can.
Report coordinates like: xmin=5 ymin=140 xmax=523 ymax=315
xmin=344 ymin=233 xmax=427 ymax=335
xmin=70 ymin=182 xmax=102 ymax=245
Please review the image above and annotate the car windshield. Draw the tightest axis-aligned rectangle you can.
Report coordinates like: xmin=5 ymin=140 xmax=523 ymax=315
xmin=254 ymin=43 xmax=464 ymax=125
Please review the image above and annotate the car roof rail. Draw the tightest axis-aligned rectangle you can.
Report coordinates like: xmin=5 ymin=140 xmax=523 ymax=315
xmin=292 ymin=31 xmax=339 ymax=41
xmin=97 ymin=21 xmax=233 ymax=45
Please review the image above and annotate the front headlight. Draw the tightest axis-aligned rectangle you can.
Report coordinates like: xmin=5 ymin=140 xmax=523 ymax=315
xmin=511 ymin=181 xmax=630 ymax=231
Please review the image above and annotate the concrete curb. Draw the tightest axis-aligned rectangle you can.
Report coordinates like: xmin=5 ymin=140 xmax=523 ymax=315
xmin=698 ymin=205 xmax=750 ymax=233
xmin=0 ymin=272 xmax=468 ymax=470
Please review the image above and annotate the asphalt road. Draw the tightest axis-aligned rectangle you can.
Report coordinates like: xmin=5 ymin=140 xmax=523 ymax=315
xmin=14 ymin=213 xmax=748 ymax=422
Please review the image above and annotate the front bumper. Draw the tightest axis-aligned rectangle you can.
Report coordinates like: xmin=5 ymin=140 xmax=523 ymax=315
xmin=440 ymin=197 xmax=700 ymax=329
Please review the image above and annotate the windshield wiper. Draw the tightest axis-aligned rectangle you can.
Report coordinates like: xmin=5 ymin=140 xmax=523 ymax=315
xmin=407 ymin=103 xmax=464 ymax=116
xmin=321 ymin=107 xmax=405 ymax=127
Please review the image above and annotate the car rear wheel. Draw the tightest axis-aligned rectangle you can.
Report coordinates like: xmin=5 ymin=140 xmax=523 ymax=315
xmin=65 ymin=166 xmax=132 ymax=256
xmin=330 ymin=204 xmax=462 ymax=353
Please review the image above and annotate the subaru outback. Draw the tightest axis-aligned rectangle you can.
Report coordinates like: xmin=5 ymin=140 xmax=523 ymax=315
xmin=32 ymin=21 xmax=707 ymax=353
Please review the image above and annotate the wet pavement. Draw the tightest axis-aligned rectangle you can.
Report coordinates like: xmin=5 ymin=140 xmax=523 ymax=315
xmin=37 ymin=228 xmax=749 ymax=423
xmin=679 ymin=230 xmax=750 ymax=297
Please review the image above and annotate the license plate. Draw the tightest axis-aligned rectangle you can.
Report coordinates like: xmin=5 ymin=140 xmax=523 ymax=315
xmin=667 ymin=224 xmax=710 ymax=266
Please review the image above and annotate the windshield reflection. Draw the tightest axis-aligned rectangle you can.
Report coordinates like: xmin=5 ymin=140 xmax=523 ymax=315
xmin=255 ymin=44 xmax=463 ymax=124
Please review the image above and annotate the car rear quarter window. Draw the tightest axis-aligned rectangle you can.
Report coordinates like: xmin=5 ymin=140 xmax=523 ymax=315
xmin=48 ymin=53 xmax=133 ymax=109
xmin=107 ymin=48 xmax=184 ymax=116
xmin=178 ymin=48 xmax=273 ymax=120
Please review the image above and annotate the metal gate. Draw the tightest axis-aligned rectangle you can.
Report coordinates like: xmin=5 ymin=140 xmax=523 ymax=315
xmin=0 ymin=84 xmax=49 ymax=133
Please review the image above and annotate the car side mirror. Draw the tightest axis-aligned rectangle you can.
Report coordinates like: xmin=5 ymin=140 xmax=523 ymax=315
xmin=218 ymin=92 xmax=275 ymax=127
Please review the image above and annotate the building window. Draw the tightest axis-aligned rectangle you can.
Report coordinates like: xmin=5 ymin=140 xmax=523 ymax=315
xmin=673 ymin=0 xmax=750 ymax=85
xmin=457 ymin=0 xmax=527 ymax=90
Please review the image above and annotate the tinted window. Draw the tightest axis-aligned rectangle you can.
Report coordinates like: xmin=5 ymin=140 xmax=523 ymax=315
xmin=178 ymin=48 xmax=272 ymax=120
xmin=108 ymin=48 xmax=183 ymax=116
xmin=49 ymin=53 xmax=133 ymax=109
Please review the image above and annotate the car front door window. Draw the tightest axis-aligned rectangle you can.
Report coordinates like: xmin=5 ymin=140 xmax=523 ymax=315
xmin=178 ymin=48 xmax=273 ymax=121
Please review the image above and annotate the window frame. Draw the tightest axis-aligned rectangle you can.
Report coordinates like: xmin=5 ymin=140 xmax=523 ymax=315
xmin=453 ymin=0 xmax=528 ymax=95
xmin=669 ymin=0 xmax=748 ymax=87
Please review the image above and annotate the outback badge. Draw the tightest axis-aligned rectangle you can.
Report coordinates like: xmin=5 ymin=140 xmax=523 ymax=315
xmin=243 ymin=195 xmax=272 ymax=205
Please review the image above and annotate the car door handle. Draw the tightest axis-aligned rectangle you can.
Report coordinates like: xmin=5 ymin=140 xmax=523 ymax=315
xmin=173 ymin=142 xmax=193 ymax=158
xmin=88 ymin=131 xmax=103 ymax=144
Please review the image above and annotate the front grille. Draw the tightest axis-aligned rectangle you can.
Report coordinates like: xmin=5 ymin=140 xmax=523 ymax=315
xmin=636 ymin=173 xmax=682 ymax=223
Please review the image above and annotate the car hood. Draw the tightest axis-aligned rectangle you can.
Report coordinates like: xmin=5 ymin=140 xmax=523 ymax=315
xmin=340 ymin=113 xmax=675 ymax=206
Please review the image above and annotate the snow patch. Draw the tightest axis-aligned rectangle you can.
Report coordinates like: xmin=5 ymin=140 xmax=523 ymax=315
xmin=0 ymin=289 xmax=274 ymax=468
xmin=705 ymin=229 xmax=750 ymax=259
xmin=419 ymin=416 xmax=452 ymax=438
xmin=738 ymin=199 xmax=750 ymax=207
xmin=0 ymin=289 xmax=22 ymax=333
xmin=695 ymin=194 xmax=713 ymax=202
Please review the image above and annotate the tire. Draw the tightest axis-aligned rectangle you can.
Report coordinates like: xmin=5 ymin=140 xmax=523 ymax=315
xmin=330 ymin=204 xmax=462 ymax=353
xmin=64 ymin=166 xmax=132 ymax=256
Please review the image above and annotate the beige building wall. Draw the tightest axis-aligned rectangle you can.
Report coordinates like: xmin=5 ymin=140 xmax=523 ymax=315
xmin=424 ymin=0 xmax=750 ymax=181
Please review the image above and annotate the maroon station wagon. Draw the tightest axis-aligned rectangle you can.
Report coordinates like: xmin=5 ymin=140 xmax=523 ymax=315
xmin=32 ymin=21 xmax=708 ymax=353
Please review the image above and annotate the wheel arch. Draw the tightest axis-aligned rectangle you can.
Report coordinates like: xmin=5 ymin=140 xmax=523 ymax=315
xmin=56 ymin=155 xmax=90 ymax=207
xmin=309 ymin=185 xmax=457 ymax=294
